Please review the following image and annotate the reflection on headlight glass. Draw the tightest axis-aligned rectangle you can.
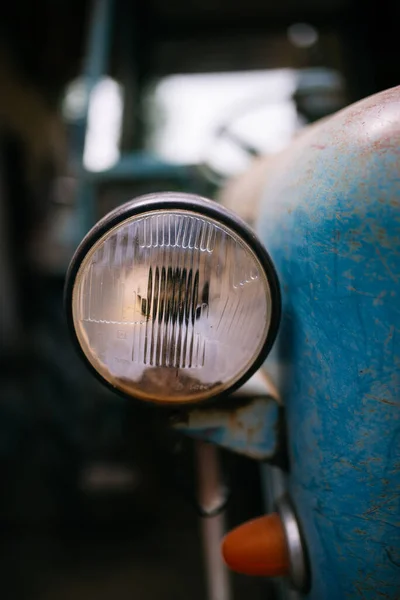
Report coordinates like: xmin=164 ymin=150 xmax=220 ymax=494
xmin=72 ymin=210 xmax=272 ymax=403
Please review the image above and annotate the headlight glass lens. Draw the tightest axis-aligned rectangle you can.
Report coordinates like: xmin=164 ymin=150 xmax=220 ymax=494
xmin=72 ymin=208 xmax=273 ymax=404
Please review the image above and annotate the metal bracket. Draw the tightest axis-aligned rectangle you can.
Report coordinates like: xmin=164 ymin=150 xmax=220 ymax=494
xmin=172 ymin=370 xmax=283 ymax=462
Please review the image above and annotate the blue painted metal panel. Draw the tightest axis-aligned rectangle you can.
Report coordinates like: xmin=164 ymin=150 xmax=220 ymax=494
xmin=257 ymin=86 xmax=400 ymax=598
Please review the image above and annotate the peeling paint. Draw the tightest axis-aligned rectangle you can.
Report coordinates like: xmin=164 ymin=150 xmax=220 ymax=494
xmin=172 ymin=395 xmax=281 ymax=461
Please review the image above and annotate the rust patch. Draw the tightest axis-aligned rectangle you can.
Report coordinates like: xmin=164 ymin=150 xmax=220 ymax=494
xmin=365 ymin=394 xmax=400 ymax=407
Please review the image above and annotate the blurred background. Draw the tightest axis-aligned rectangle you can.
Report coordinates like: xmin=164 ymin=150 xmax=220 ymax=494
xmin=0 ymin=0 xmax=398 ymax=598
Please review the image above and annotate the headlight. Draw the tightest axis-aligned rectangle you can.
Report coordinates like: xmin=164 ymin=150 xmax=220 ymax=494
xmin=65 ymin=192 xmax=280 ymax=405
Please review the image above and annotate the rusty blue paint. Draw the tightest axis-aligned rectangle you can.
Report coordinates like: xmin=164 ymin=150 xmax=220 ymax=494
xmin=173 ymin=396 xmax=280 ymax=461
xmin=258 ymin=87 xmax=400 ymax=598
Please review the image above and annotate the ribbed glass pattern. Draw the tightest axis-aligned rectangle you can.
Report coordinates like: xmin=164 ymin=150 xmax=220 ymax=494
xmin=72 ymin=209 xmax=271 ymax=403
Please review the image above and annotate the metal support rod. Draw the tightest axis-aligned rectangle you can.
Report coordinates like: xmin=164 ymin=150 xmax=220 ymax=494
xmin=83 ymin=0 xmax=113 ymax=88
xmin=196 ymin=441 xmax=232 ymax=600
xmin=76 ymin=0 xmax=114 ymax=239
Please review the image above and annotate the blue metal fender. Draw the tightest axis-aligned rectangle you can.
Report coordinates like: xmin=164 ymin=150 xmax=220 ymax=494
xmin=258 ymin=86 xmax=400 ymax=599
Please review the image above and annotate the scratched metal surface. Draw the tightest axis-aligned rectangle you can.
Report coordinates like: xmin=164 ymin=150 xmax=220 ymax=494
xmin=174 ymin=372 xmax=281 ymax=460
xmin=257 ymin=86 xmax=400 ymax=599
xmin=174 ymin=397 xmax=279 ymax=460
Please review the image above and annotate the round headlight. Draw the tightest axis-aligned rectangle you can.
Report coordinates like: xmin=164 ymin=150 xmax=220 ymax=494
xmin=65 ymin=193 xmax=280 ymax=405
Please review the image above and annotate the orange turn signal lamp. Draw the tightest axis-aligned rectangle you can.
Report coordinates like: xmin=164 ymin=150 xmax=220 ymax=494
xmin=222 ymin=513 xmax=289 ymax=577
